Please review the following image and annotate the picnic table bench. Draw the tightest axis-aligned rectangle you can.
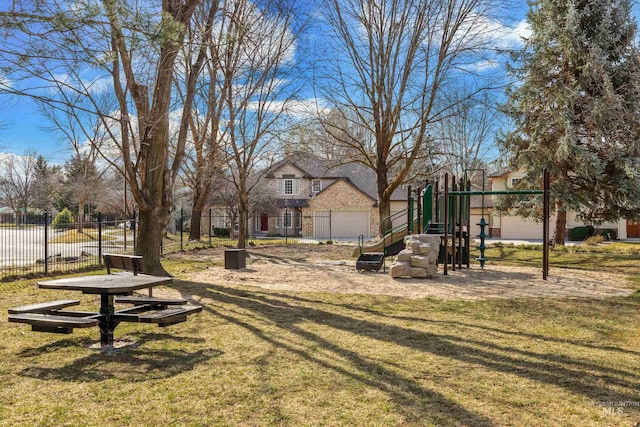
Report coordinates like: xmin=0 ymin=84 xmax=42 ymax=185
xmin=8 ymin=271 xmax=202 ymax=347
xmin=8 ymin=299 xmax=99 ymax=334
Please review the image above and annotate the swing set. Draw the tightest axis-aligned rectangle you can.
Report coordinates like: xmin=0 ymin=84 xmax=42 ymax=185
xmin=408 ymin=168 xmax=551 ymax=280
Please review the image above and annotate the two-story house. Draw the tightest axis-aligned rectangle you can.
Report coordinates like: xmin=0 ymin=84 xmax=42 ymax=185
xmin=486 ymin=168 xmax=628 ymax=239
xmin=261 ymin=153 xmax=408 ymax=239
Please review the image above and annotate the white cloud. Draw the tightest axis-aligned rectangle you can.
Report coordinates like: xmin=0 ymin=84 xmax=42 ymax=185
xmin=494 ymin=19 xmax=531 ymax=49
xmin=246 ymin=98 xmax=330 ymax=119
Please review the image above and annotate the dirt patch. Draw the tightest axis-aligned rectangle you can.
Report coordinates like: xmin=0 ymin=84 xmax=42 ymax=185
xmin=176 ymin=245 xmax=634 ymax=300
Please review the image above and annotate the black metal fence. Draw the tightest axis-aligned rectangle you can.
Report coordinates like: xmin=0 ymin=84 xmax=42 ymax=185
xmin=163 ymin=208 xmax=366 ymax=252
xmin=0 ymin=212 xmax=136 ymax=281
xmin=0 ymin=208 xmax=366 ymax=281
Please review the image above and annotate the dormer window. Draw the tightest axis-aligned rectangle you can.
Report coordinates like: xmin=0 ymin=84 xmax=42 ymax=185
xmin=312 ymin=179 xmax=322 ymax=193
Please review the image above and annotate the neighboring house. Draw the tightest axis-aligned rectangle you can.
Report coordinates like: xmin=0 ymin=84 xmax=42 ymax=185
xmin=0 ymin=207 xmax=13 ymax=224
xmin=258 ymin=153 xmax=408 ymax=239
xmin=486 ymin=168 xmax=628 ymax=240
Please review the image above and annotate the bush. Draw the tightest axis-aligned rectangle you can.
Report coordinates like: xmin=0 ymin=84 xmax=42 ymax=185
xmin=212 ymin=227 xmax=230 ymax=237
xmin=586 ymin=225 xmax=595 ymax=237
xmin=584 ymin=235 xmax=604 ymax=245
xmin=594 ymin=228 xmax=617 ymax=240
xmin=568 ymin=226 xmax=590 ymax=241
xmin=52 ymin=208 xmax=75 ymax=230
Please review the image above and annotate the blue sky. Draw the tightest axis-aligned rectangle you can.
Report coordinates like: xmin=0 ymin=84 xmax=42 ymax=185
xmin=1 ymin=0 xmax=628 ymax=165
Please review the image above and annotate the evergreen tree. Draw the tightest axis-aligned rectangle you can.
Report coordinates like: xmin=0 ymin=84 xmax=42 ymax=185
xmin=501 ymin=0 xmax=640 ymax=244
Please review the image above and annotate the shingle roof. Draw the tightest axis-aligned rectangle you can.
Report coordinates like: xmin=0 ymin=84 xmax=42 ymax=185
xmin=268 ymin=153 xmax=407 ymax=201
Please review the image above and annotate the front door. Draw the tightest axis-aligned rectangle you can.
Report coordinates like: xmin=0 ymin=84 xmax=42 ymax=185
xmin=627 ymin=219 xmax=639 ymax=238
xmin=260 ymin=214 xmax=269 ymax=232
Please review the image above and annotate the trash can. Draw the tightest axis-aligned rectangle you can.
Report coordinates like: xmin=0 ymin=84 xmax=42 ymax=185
xmin=224 ymin=249 xmax=247 ymax=269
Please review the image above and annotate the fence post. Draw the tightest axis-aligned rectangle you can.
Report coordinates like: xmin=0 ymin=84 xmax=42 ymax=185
xmin=208 ymin=208 xmax=212 ymax=246
xmin=180 ymin=207 xmax=184 ymax=251
xmin=132 ymin=210 xmax=137 ymax=253
xmin=44 ymin=211 xmax=49 ymax=275
xmin=98 ymin=212 xmax=103 ymax=267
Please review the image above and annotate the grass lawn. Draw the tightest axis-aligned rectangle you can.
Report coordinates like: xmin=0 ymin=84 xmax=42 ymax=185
xmin=49 ymin=229 xmax=117 ymax=244
xmin=0 ymin=243 xmax=639 ymax=426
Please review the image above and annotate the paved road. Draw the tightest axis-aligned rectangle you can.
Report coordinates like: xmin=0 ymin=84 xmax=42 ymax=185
xmin=0 ymin=227 xmax=127 ymax=267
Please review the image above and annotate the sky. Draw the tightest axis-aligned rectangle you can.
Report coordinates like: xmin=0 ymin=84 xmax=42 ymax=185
xmin=0 ymin=0 xmax=596 ymax=165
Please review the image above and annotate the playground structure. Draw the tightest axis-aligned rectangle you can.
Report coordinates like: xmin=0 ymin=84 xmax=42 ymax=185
xmin=356 ymin=169 xmax=551 ymax=280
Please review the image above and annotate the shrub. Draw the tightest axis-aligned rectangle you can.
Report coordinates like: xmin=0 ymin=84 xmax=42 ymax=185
xmin=568 ymin=226 xmax=590 ymax=241
xmin=52 ymin=208 xmax=75 ymax=230
xmin=585 ymin=225 xmax=595 ymax=236
xmin=594 ymin=228 xmax=617 ymax=240
xmin=584 ymin=235 xmax=604 ymax=245
xmin=213 ymin=227 xmax=230 ymax=237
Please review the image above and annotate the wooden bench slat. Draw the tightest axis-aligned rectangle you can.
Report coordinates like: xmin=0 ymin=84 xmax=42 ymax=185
xmin=138 ymin=305 xmax=202 ymax=324
xmin=115 ymin=296 xmax=187 ymax=306
xmin=8 ymin=313 xmax=99 ymax=328
xmin=8 ymin=300 xmax=80 ymax=314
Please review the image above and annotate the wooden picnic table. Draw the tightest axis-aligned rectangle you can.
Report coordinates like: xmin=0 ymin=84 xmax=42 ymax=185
xmin=9 ymin=274 xmax=202 ymax=348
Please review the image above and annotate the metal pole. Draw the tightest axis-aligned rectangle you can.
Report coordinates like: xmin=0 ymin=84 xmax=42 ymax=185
xmin=285 ymin=209 xmax=288 ymax=244
xmin=123 ymin=175 xmax=127 ymax=251
xmin=466 ymin=179 xmax=471 ymax=268
xmin=416 ymin=188 xmax=422 ymax=234
xmin=435 ymin=178 xmax=440 ymax=223
xmin=132 ymin=210 xmax=137 ymax=252
xmin=451 ymin=175 xmax=456 ymax=271
xmin=443 ymin=173 xmax=448 ymax=276
xmin=98 ymin=212 xmax=103 ymax=267
xmin=208 ymin=208 xmax=212 ymax=246
xmin=180 ymin=207 xmax=184 ymax=251
xmin=458 ymin=178 xmax=463 ymax=269
xmin=329 ymin=210 xmax=332 ymax=242
xmin=44 ymin=211 xmax=49 ymax=275
xmin=407 ymin=185 xmax=412 ymax=234
xmin=543 ymin=168 xmax=550 ymax=280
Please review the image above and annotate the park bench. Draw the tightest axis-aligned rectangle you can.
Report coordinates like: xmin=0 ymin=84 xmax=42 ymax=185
xmin=137 ymin=305 xmax=203 ymax=327
xmin=115 ymin=296 xmax=187 ymax=309
xmin=103 ymin=253 xmax=155 ymax=296
xmin=8 ymin=300 xmax=99 ymax=334
xmin=8 ymin=299 xmax=80 ymax=314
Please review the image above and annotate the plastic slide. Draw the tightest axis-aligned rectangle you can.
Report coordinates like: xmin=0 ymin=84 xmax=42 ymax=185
xmin=352 ymin=226 xmax=411 ymax=257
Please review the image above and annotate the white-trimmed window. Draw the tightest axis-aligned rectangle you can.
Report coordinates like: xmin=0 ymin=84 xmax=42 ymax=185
xmin=278 ymin=178 xmax=300 ymax=195
xmin=312 ymin=179 xmax=322 ymax=193
xmin=276 ymin=212 xmax=292 ymax=228
xmin=510 ymin=177 xmax=521 ymax=187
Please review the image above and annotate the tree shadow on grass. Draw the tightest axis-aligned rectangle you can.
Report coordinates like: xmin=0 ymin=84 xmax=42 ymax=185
xmin=173 ymin=280 xmax=640 ymax=424
xmin=258 ymin=289 xmax=640 ymax=358
xmin=18 ymin=334 xmax=220 ymax=383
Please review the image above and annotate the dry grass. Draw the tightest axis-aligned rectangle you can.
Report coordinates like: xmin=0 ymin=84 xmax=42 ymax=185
xmin=1 ymin=244 xmax=639 ymax=426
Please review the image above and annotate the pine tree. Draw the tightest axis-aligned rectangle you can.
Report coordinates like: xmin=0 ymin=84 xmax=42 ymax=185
xmin=501 ymin=0 xmax=640 ymax=244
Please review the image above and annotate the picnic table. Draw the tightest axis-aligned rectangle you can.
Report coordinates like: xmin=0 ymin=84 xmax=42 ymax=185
xmin=8 ymin=273 xmax=202 ymax=348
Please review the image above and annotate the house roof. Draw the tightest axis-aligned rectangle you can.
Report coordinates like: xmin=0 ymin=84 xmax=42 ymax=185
xmin=267 ymin=153 xmax=407 ymax=201
xmin=319 ymin=177 xmax=377 ymax=204
xmin=276 ymin=199 xmax=309 ymax=208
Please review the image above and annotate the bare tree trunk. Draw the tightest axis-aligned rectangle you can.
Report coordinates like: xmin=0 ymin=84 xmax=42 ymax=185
xmin=136 ymin=206 xmax=171 ymax=275
xmin=188 ymin=183 xmax=210 ymax=241
xmin=237 ymin=185 xmax=249 ymax=249
xmin=77 ymin=201 xmax=84 ymax=234
xmin=554 ymin=203 xmax=567 ymax=246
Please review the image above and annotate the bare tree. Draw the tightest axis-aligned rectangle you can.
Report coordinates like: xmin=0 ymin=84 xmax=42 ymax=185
xmin=0 ymin=150 xmax=37 ymax=220
xmin=0 ymin=1 xmax=205 ymax=274
xmin=212 ymin=0 xmax=304 ymax=248
xmin=318 ymin=0 xmax=503 ymax=233
xmin=176 ymin=0 xmax=226 ymax=241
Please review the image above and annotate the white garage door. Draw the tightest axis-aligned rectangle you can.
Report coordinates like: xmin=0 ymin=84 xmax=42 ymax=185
xmin=314 ymin=210 xmax=369 ymax=239
xmin=500 ymin=216 xmax=544 ymax=239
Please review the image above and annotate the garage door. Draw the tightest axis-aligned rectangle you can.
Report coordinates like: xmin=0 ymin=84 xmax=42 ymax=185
xmin=313 ymin=210 xmax=369 ymax=239
xmin=500 ymin=216 xmax=544 ymax=239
